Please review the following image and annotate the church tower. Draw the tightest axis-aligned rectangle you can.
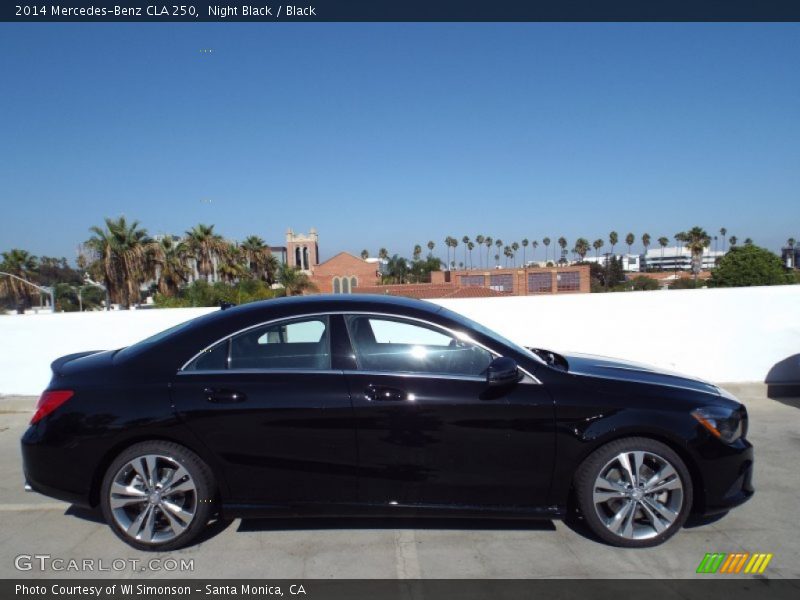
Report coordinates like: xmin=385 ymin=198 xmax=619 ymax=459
xmin=286 ymin=227 xmax=319 ymax=273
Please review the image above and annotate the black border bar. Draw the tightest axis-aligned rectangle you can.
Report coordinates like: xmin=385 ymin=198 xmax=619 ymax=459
xmin=4 ymin=1 xmax=800 ymax=22
xmin=4 ymin=579 xmax=800 ymax=600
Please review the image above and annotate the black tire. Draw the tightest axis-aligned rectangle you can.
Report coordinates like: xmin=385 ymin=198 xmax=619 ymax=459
xmin=100 ymin=440 xmax=215 ymax=551
xmin=574 ymin=437 xmax=693 ymax=548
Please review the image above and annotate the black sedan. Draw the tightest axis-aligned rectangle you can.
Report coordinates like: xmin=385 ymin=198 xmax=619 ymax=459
xmin=21 ymin=295 xmax=753 ymax=550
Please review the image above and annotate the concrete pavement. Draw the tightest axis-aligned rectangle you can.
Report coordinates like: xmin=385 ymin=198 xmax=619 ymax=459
xmin=1 ymin=384 xmax=797 ymax=579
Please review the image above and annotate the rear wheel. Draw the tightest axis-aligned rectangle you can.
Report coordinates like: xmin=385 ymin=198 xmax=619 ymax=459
xmin=574 ymin=437 xmax=692 ymax=547
xmin=100 ymin=441 xmax=215 ymax=551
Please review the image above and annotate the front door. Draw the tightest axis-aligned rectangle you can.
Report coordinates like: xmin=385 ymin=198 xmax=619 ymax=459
xmin=342 ymin=314 xmax=554 ymax=508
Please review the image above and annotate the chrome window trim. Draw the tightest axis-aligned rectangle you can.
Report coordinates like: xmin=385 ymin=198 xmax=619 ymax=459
xmin=179 ymin=310 xmax=541 ymax=384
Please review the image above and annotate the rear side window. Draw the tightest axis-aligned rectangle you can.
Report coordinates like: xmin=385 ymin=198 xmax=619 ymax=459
xmin=185 ymin=316 xmax=331 ymax=371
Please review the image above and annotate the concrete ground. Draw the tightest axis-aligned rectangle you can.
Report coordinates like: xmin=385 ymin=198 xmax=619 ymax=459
xmin=0 ymin=383 xmax=797 ymax=579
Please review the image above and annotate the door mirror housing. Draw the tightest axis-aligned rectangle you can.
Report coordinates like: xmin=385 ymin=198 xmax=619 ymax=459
xmin=486 ymin=356 xmax=521 ymax=387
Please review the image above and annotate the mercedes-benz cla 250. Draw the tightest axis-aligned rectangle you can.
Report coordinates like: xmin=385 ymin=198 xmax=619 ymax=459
xmin=22 ymin=295 xmax=753 ymax=550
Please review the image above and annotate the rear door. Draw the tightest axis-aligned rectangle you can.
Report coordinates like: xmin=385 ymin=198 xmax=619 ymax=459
xmin=172 ymin=315 xmax=358 ymax=505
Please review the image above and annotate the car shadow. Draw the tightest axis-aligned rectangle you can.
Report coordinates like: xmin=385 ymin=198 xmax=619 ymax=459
xmin=237 ymin=516 xmax=556 ymax=533
xmin=765 ymin=354 xmax=800 ymax=407
xmin=64 ymin=505 xmax=237 ymax=546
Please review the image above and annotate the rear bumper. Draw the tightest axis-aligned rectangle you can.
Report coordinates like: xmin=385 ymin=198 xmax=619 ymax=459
xmin=21 ymin=427 xmax=94 ymax=508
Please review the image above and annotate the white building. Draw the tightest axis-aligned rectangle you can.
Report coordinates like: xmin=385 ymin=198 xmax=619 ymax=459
xmin=644 ymin=246 xmax=725 ymax=271
xmin=580 ymin=254 xmax=642 ymax=272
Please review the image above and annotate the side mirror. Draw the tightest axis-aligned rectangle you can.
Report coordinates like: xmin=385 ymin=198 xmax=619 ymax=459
xmin=487 ymin=356 xmax=521 ymax=387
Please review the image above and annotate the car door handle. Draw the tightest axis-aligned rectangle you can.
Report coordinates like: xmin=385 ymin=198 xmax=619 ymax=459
xmin=203 ymin=387 xmax=246 ymax=403
xmin=364 ymin=384 xmax=408 ymax=402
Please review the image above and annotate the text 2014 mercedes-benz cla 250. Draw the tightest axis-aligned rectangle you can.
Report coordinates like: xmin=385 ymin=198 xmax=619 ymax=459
xmin=21 ymin=295 xmax=753 ymax=550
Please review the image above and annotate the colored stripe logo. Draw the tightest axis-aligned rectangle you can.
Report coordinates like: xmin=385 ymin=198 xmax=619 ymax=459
xmin=696 ymin=552 xmax=773 ymax=574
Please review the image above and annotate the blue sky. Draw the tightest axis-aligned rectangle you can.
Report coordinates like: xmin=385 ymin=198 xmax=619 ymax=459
xmin=1 ymin=23 xmax=798 ymax=263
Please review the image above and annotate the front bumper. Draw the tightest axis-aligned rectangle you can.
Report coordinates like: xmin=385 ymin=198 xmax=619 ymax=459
xmin=693 ymin=438 xmax=754 ymax=516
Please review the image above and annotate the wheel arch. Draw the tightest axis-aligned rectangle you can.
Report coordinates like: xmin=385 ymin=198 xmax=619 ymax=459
xmin=88 ymin=434 xmax=227 ymax=508
xmin=566 ymin=429 xmax=706 ymax=515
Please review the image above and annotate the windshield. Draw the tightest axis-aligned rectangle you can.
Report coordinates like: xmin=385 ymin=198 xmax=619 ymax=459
xmin=435 ymin=306 xmax=545 ymax=365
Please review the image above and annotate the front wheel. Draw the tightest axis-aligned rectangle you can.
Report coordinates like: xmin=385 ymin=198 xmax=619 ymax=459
xmin=574 ymin=437 xmax=693 ymax=547
xmin=100 ymin=441 xmax=215 ymax=551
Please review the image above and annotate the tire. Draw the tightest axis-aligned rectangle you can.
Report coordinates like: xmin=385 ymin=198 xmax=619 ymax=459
xmin=574 ymin=437 xmax=693 ymax=548
xmin=100 ymin=441 xmax=215 ymax=551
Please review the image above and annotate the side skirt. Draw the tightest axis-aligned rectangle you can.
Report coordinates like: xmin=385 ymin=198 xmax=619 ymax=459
xmin=221 ymin=501 xmax=565 ymax=521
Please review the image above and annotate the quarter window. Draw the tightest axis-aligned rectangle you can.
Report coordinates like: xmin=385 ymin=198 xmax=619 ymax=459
xmin=345 ymin=316 xmax=493 ymax=377
xmin=185 ymin=317 xmax=330 ymax=371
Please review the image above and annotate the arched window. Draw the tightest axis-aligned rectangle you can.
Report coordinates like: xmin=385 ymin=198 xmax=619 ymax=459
xmin=333 ymin=278 xmax=341 ymax=294
xmin=350 ymin=277 xmax=357 ymax=291
xmin=295 ymin=247 xmax=302 ymax=269
xmin=302 ymin=247 xmax=309 ymax=270
xmin=342 ymin=277 xmax=350 ymax=294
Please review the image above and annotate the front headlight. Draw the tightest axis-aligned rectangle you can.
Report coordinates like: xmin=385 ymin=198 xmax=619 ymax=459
xmin=691 ymin=406 xmax=744 ymax=443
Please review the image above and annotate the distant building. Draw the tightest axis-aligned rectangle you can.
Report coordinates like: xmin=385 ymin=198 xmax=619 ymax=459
xmin=643 ymin=246 xmax=725 ymax=271
xmin=286 ymin=228 xmax=319 ymax=273
xmin=581 ymin=254 xmax=642 ymax=272
xmin=781 ymin=245 xmax=799 ymax=269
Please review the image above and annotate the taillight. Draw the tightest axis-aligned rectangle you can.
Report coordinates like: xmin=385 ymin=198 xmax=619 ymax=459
xmin=31 ymin=390 xmax=74 ymax=424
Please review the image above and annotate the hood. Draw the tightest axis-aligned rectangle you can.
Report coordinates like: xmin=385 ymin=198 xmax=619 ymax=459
xmin=560 ymin=352 xmax=720 ymax=396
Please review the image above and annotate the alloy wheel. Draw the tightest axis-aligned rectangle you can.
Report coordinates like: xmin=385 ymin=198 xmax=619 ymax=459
xmin=108 ymin=454 xmax=198 ymax=544
xmin=592 ymin=450 xmax=684 ymax=540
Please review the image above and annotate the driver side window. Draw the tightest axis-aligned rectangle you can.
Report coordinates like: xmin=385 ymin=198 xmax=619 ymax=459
xmin=345 ymin=315 xmax=493 ymax=377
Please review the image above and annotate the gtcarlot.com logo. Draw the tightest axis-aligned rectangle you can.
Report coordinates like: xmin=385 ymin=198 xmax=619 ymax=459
xmin=696 ymin=552 xmax=773 ymax=574
xmin=14 ymin=554 xmax=194 ymax=572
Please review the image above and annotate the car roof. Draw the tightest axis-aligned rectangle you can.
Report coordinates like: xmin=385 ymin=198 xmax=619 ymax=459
xmin=221 ymin=293 xmax=444 ymax=318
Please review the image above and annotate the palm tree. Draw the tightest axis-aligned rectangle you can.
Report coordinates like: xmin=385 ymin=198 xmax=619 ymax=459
xmin=641 ymin=233 xmax=651 ymax=256
xmin=485 ymin=236 xmax=493 ymax=269
xmin=0 ymin=248 xmax=38 ymax=307
xmin=625 ymin=233 xmax=635 ymax=255
xmin=450 ymin=237 xmax=459 ymax=269
xmin=574 ymin=238 xmax=590 ymax=261
xmin=462 ymin=236 xmax=470 ymax=269
xmin=218 ymin=243 xmax=249 ymax=283
xmin=241 ymin=235 xmax=273 ymax=281
xmin=475 ymin=235 xmax=485 ymax=268
xmin=521 ymin=238 xmax=529 ymax=266
xmin=557 ymin=237 xmax=567 ymax=264
xmin=503 ymin=246 xmax=512 ymax=266
xmin=494 ymin=253 xmax=500 ymax=267
xmin=443 ymin=237 xmax=452 ymax=269
xmin=684 ymin=226 xmax=711 ymax=280
xmin=185 ymin=224 xmax=226 ymax=282
xmin=152 ymin=236 xmax=189 ymax=296
xmin=378 ymin=247 xmax=389 ymax=261
xmin=531 ymin=240 xmax=539 ymax=264
xmin=744 ymin=238 xmax=754 ymax=246
xmin=593 ymin=238 xmax=604 ymax=259
xmin=467 ymin=241 xmax=475 ymax=269
xmin=609 ymin=231 xmax=618 ymax=256
xmin=361 ymin=249 xmax=369 ymax=260
xmin=413 ymin=244 xmax=422 ymax=261
xmin=86 ymin=216 xmax=155 ymax=308
xmin=495 ymin=239 xmax=503 ymax=261
xmin=511 ymin=242 xmax=520 ymax=267
xmin=427 ymin=240 xmax=435 ymax=254
xmin=729 ymin=236 xmax=738 ymax=248
xmin=278 ymin=264 xmax=318 ymax=296
xmin=658 ymin=236 xmax=669 ymax=264
xmin=542 ymin=237 xmax=551 ymax=264
xmin=720 ymin=227 xmax=727 ymax=252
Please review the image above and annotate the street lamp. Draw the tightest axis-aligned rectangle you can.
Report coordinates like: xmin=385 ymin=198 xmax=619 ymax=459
xmin=0 ymin=271 xmax=55 ymax=314
xmin=83 ymin=274 xmax=110 ymax=311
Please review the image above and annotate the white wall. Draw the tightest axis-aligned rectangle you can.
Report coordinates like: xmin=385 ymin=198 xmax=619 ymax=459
xmin=1 ymin=286 xmax=798 ymax=396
